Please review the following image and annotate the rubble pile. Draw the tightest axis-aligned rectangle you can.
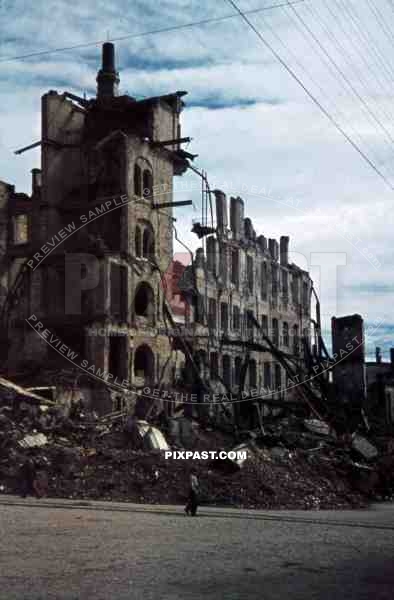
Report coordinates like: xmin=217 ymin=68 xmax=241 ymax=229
xmin=0 ymin=386 xmax=393 ymax=510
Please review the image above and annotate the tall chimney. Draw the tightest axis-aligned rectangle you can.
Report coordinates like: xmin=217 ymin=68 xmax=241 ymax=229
xmin=280 ymin=236 xmax=289 ymax=265
xmin=213 ymin=190 xmax=227 ymax=234
xmin=257 ymin=235 xmax=267 ymax=253
xmin=244 ymin=218 xmax=253 ymax=240
xmin=230 ymin=197 xmax=244 ymax=240
xmin=31 ymin=168 xmax=42 ymax=194
xmin=97 ymin=42 xmax=120 ymax=99
xmin=269 ymin=238 xmax=279 ymax=261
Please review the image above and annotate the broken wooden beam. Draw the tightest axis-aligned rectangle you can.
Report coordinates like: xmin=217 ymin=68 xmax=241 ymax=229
xmin=152 ymin=137 xmax=192 ymax=147
xmin=153 ymin=200 xmax=192 ymax=209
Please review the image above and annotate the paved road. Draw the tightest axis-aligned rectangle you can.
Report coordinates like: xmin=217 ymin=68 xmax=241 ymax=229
xmin=0 ymin=496 xmax=393 ymax=599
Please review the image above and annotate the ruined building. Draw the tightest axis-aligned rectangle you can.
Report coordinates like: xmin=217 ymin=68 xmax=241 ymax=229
xmin=0 ymin=44 xmax=313 ymax=420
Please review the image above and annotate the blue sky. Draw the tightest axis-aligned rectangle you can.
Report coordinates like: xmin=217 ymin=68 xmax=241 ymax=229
xmin=0 ymin=0 xmax=393 ymax=360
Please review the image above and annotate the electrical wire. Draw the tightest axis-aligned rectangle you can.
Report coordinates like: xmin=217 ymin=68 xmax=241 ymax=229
xmin=282 ymin=1 xmax=394 ymax=180
xmin=246 ymin=2 xmax=371 ymax=165
xmin=225 ymin=0 xmax=394 ymax=190
xmin=333 ymin=0 xmax=394 ymax=102
xmin=285 ymin=1 xmax=394 ymax=149
xmin=305 ymin=1 xmax=394 ymax=134
xmin=350 ymin=0 xmax=394 ymax=84
xmin=0 ymin=1 xmax=305 ymax=64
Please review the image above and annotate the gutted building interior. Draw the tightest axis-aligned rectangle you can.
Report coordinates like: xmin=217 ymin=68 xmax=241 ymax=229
xmin=0 ymin=43 xmax=319 ymax=424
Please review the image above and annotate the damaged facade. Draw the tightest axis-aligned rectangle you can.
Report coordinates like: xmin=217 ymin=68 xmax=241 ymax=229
xmin=366 ymin=348 xmax=394 ymax=426
xmin=0 ymin=43 xmax=313 ymax=420
xmin=179 ymin=195 xmax=312 ymax=425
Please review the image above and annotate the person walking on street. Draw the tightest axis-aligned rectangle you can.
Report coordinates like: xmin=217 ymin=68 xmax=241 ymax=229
xmin=19 ymin=454 xmax=36 ymax=498
xmin=184 ymin=468 xmax=200 ymax=516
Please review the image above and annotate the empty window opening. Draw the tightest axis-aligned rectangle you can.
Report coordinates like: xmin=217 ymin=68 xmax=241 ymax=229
xmin=234 ymin=356 xmax=243 ymax=386
xmin=246 ymin=310 xmax=254 ymax=339
xmin=210 ymin=352 xmax=219 ymax=380
xmin=249 ymin=359 xmax=257 ymax=389
xmin=272 ymin=318 xmax=279 ymax=347
xmin=264 ymin=362 xmax=271 ymax=388
xmin=247 ymin=255 xmax=254 ymax=293
xmin=134 ymin=283 xmax=154 ymax=324
xmin=222 ymin=355 xmax=231 ymax=386
xmin=142 ymin=226 xmax=155 ymax=259
xmin=109 ymin=335 xmax=128 ymax=381
xmin=293 ymin=324 xmax=300 ymax=355
xmin=231 ymin=249 xmax=239 ymax=287
xmin=134 ymin=164 xmax=142 ymax=196
xmin=110 ymin=263 xmax=128 ymax=321
xmin=292 ymin=275 xmax=299 ymax=304
xmin=233 ymin=305 xmax=240 ymax=331
xmin=283 ymin=322 xmax=289 ymax=346
xmin=220 ymin=302 xmax=229 ymax=332
xmin=195 ymin=293 xmax=205 ymax=324
xmin=282 ymin=269 xmax=288 ymax=297
xmin=261 ymin=262 xmax=268 ymax=300
xmin=272 ymin=264 xmax=278 ymax=299
xmin=143 ymin=170 xmax=153 ymax=200
xmin=261 ymin=314 xmax=268 ymax=336
xmin=135 ymin=226 xmax=142 ymax=257
xmin=134 ymin=344 xmax=154 ymax=383
xmin=208 ymin=298 xmax=217 ymax=329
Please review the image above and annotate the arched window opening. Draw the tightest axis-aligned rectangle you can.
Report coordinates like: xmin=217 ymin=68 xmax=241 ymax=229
xmin=134 ymin=164 xmax=142 ymax=197
xmin=234 ymin=356 xmax=243 ymax=386
xmin=134 ymin=344 xmax=154 ymax=383
xmin=143 ymin=169 xmax=153 ymax=200
xmin=134 ymin=283 xmax=154 ymax=324
xmin=142 ymin=226 xmax=155 ymax=259
xmin=249 ymin=359 xmax=257 ymax=389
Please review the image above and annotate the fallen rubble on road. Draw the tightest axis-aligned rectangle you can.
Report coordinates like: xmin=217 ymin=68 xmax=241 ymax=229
xmin=0 ymin=378 xmax=393 ymax=510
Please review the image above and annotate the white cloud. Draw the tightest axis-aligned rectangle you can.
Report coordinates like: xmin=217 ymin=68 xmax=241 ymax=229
xmin=0 ymin=0 xmax=393 ymax=355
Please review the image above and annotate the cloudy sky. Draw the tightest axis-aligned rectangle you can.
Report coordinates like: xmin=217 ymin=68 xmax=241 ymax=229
xmin=0 ymin=0 xmax=393 ymax=359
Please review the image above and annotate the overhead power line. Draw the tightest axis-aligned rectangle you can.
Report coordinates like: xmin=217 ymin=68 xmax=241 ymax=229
xmin=0 ymin=1 xmax=305 ymax=64
xmin=306 ymin=1 xmax=394 ymax=130
xmin=300 ymin=0 xmax=394 ymax=179
xmin=225 ymin=0 xmax=394 ymax=191
xmin=250 ymin=1 xmax=386 ymax=171
xmin=317 ymin=0 xmax=394 ymax=137
xmin=284 ymin=0 xmax=394 ymax=180
xmin=250 ymin=3 xmax=394 ymax=182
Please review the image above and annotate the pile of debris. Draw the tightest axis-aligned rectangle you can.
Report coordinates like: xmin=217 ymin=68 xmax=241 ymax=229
xmin=0 ymin=378 xmax=393 ymax=510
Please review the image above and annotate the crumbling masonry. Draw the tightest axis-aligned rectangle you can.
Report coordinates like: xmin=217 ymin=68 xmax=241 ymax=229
xmin=0 ymin=44 xmax=313 ymax=420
